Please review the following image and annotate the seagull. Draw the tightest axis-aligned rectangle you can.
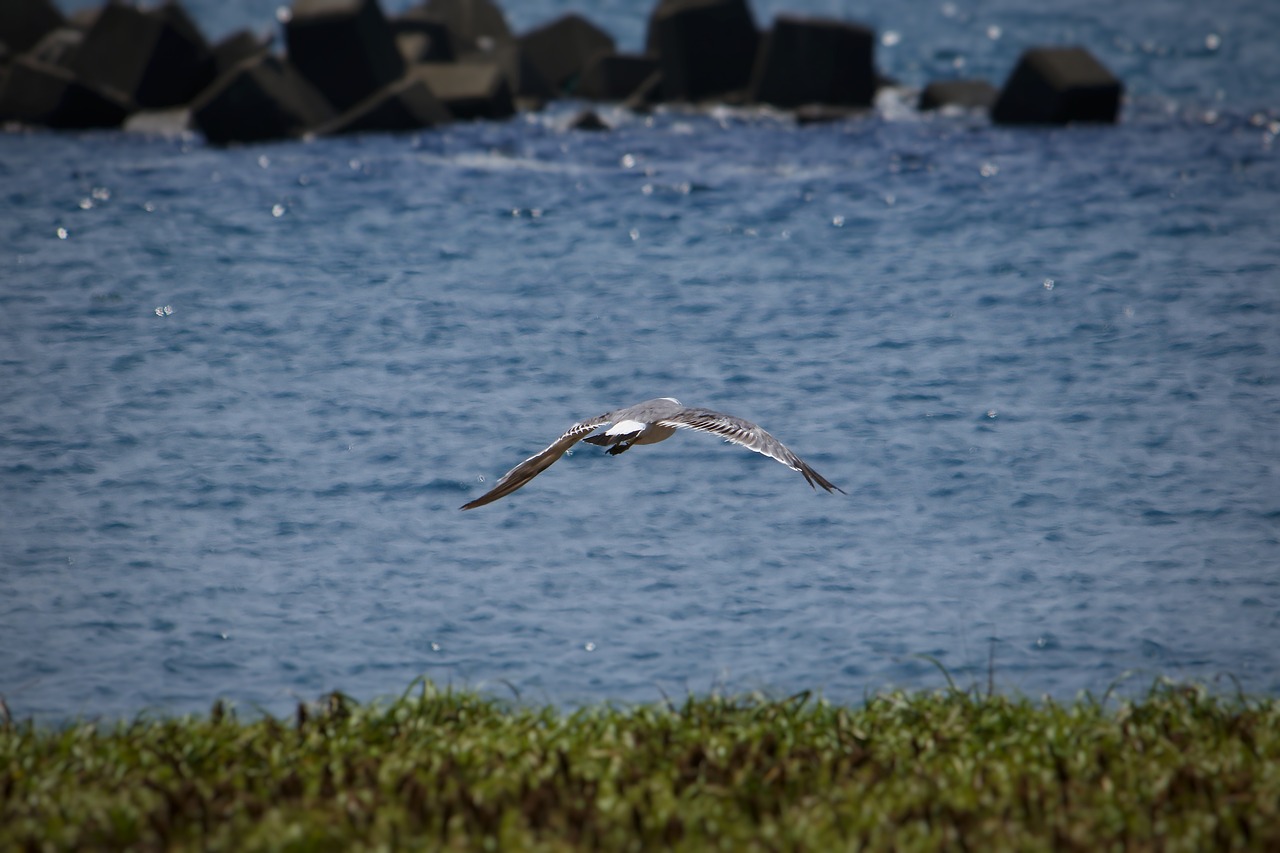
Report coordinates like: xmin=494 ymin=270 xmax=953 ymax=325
xmin=460 ymin=397 xmax=844 ymax=510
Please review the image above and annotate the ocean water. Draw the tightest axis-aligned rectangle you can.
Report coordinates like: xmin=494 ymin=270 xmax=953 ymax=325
xmin=2 ymin=0 xmax=1278 ymax=721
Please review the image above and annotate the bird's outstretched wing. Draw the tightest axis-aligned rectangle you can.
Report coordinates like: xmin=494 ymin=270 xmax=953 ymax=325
xmin=656 ymin=408 xmax=845 ymax=493
xmin=460 ymin=413 xmax=613 ymax=510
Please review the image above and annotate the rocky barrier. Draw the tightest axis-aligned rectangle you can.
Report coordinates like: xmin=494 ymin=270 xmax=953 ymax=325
xmin=0 ymin=0 xmax=1124 ymax=143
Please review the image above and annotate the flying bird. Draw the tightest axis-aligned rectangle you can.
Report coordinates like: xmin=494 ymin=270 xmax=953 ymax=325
xmin=461 ymin=397 xmax=843 ymax=510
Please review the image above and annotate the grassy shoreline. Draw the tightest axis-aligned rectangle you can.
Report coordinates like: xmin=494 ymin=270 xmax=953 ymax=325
xmin=3 ymin=680 xmax=1277 ymax=850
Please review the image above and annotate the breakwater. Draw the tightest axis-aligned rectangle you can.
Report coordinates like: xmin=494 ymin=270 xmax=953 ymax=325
xmin=2 ymin=0 xmax=1122 ymax=143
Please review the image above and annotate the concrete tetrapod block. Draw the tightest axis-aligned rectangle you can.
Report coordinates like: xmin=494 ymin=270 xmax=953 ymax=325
xmin=69 ymin=1 xmax=213 ymax=110
xmin=576 ymin=53 xmax=659 ymax=101
xmin=0 ymin=56 xmax=130 ymax=128
xmin=646 ymin=0 xmax=759 ymax=103
xmin=409 ymin=0 xmax=511 ymax=54
xmin=991 ymin=46 xmax=1122 ymax=125
xmin=319 ymin=74 xmax=453 ymax=135
xmin=750 ymin=14 xmax=875 ymax=109
xmin=919 ymin=79 xmax=998 ymax=111
xmin=482 ymin=41 xmax=555 ymax=102
xmin=63 ymin=5 xmax=101 ymax=31
xmin=391 ymin=15 xmax=456 ymax=63
xmin=285 ymin=0 xmax=405 ymax=113
xmin=123 ymin=106 xmax=195 ymax=135
xmin=622 ymin=69 xmax=665 ymax=112
xmin=0 ymin=0 xmax=65 ymax=56
xmin=24 ymin=26 xmax=84 ymax=69
xmin=210 ymin=30 xmax=272 ymax=78
xmin=191 ymin=53 xmax=335 ymax=144
xmin=567 ymin=109 xmax=609 ymax=131
xmin=411 ymin=62 xmax=514 ymax=120
xmin=518 ymin=13 xmax=615 ymax=93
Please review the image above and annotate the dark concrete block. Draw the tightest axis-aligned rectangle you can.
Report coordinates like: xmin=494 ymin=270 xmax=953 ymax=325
xmin=622 ymin=69 xmax=664 ymax=112
xmin=476 ymin=41 xmax=554 ymax=102
xmin=646 ymin=0 xmax=759 ymax=102
xmin=396 ymin=31 xmax=440 ymax=64
xmin=25 ymin=26 xmax=83 ymax=69
xmin=392 ymin=17 xmax=456 ymax=63
xmin=69 ymin=2 xmax=213 ymax=110
xmin=319 ymin=74 xmax=452 ymax=134
xmin=750 ymin=15 xmax=875 ymax=109
xmin=64 ymin=7 xmax=101 ymax=31
xmin=568 ymin=109 xmax=609 ymax=131
xmin=191 ymin=53 xmax=334 ymax=144
xmin=518 ymin=14 xmax=615 ymax=93
xmin=992 ymin=46 xmax=1122 ymax=125
xmin=918 ymin=79 xmax=997 ymax=111
xmin=285 ymin=0 xmax=404 ymax=113
xmin=0 ymin=56 xmax=129 ymax=128
xmin=154 ymin=1 xmax=209 ymax=55
xmin=0 ymin=0 xmax=64 ymax=55
xmin=406 ymin=0 xmax=510 ymax=54
xmin=210 ymin=30 xmax=271 ymax=78
xmin=411 ymin=62 xmax=514 ymax=120
xmin=576 ymin=52 xmax=658 ymax=101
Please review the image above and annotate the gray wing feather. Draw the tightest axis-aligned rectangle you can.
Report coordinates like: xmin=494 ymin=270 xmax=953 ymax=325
xmin=657 ymin=408 xmax=845 ymax=494
xmin=460 ymin=413 xmax=613 ymax=509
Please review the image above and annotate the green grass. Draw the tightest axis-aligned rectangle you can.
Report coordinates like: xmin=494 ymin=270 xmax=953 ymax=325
xmin=2 ymin=679 xmax=1278 ymax=850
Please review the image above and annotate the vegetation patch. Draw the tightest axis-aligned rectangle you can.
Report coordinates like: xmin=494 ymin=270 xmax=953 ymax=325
xmin=2 ymin=680 xmax=1277 ymax=850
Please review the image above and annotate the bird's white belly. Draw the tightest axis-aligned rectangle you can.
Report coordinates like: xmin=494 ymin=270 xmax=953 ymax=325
xmin=633 ymin=424 xmax=676 ymax=445
xmin=602 ymin=420 xmax=677 ymax=445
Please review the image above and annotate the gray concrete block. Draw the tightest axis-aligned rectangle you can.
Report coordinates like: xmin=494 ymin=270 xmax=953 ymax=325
xmin=407 ymin=0 xmax=510 ymax=54
xmin=411 ymin=61 xmax=514 ymax=120
xmin=391 ymin=16 xmax=456 ymax=63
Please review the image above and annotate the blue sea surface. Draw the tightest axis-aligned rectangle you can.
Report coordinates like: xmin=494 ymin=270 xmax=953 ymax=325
xmin=2 ymin=0 xmax=1279 ymax=721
